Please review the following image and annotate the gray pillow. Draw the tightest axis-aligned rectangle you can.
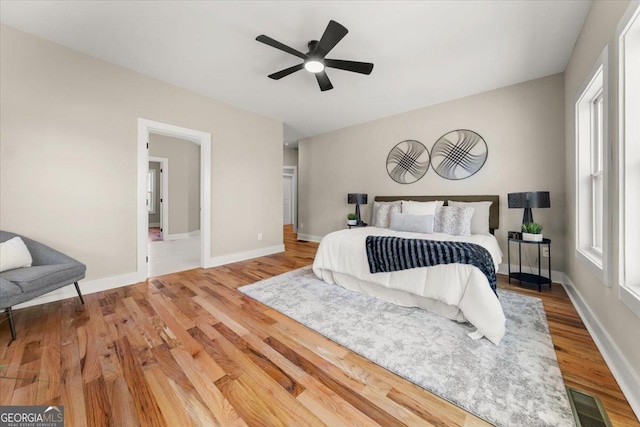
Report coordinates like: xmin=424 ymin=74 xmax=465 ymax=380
xmin=372 ymin=201 xmax=401 ymax=227
xmin=434 ymin=206 xmax=474 ymax=236
xmin=376 ymin=203 xmax=401 ymax=228
xmin=448 ymin=200 xmax=492 ymax=235
xmin=389 ymin=211 xmax=435 ymax=234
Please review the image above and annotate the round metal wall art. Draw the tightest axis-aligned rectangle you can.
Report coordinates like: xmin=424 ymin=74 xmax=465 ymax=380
xmin=430 ymin=129 xmax=488 ymax=180
xmin=386 ymin=140 xmax=430 ymax=184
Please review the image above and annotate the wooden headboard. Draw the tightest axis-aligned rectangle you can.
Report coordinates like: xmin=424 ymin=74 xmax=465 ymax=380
xmin=374 ymin=195 xmax=500 ymax=233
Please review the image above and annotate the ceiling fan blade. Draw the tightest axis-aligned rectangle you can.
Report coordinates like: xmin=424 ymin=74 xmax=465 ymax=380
xmin=268 ymin=63 xmax=304 ymax=80
xmin=324 ymin=59 xmax=374 ymax=75
xmin=256 ymin=35 xmax=307 ymax=60
xmin=315 ymin=71 xmax=334 ymax=91
xmin=313 ymin=20 xmax=348 ymax=59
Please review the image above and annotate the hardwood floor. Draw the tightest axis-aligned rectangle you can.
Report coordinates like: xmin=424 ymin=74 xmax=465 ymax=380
xmin=0 ymin=225 xmax=637 ymax=426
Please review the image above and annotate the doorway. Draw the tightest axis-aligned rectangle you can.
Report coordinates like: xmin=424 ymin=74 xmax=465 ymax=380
xmin=283 ymin=175 xmax=293 ymax=225
xmin=137 ymin=119 xmax=211 ymax=282
xmin=148 ymin=156 xmax=168 ymax=242
xmin=147 ymin=134 xmax=201 ymax=276
xmin=283 ymin=166 xmax=297 ymax=230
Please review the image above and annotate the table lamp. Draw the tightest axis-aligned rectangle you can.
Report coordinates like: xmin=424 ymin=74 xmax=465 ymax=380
xmin=347 ymin=193 xmax=368 ymax=226
xmin=508 ymin=191 xmax=550 ymax=226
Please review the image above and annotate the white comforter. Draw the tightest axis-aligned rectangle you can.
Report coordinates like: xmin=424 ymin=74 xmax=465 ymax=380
xmin=313 ymin=227 xmax=506 ymax=344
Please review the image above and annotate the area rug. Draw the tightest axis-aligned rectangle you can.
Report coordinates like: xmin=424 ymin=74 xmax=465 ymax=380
xmin=239 ymin=266 xmax=575 ymax=427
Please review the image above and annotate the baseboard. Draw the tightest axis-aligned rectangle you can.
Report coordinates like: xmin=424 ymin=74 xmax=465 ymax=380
xmin=10 ymin=241 xmax=286 ymax=311
xmin=498 ymin=263 xmax=566 ymax=284
xmin=164 ymin=229 xmax=200 ymax=240
xmin=11 ymin=243 xmax=285 ymax=311
xmin=13 ymin=271 xmax=142 ymax=310
xmin=148 ymin=222 xmax=160 ymax=227
xmin=204 ymin=244 xmax=285 ymax=268
xmin=562 ymin=275 xmax=640 ymax=420
xmin=297 ymin=233 xmax=323 ymax=243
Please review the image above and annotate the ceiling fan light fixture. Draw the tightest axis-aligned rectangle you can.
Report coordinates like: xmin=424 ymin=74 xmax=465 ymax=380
xmin=304 ymin=59 xmax=325 ymax=73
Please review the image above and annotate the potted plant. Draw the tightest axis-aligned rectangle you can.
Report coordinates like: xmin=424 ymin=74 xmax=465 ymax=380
xmin=522 ymin=222 xmax=543 ymax=242
xmin=347 ymin=213 xmax=358 ymax=226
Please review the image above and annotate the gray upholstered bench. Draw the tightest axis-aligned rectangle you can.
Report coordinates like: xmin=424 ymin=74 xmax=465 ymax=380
xmin=0 ymin=231 xmax=86 ymax=340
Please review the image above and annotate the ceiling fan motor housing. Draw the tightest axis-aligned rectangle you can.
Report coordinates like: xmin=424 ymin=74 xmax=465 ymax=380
xmin=304 ymin=40 xmax=324 ymax=73
xmin=307 ymin=40 xmax=319 ymax=54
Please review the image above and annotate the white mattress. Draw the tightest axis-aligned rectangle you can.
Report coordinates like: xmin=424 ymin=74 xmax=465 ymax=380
xmin=312 ymin=227 xmax=506 ymax=344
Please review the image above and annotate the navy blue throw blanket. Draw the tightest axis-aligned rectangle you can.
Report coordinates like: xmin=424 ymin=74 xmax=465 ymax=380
xmin=365 ymin=236 xmax=497 ymax=294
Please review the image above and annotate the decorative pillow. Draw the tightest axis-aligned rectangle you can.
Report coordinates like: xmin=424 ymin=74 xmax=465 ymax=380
xmin=448 ymin=200 xmax=492 ymax=235
xmin=434 ymin=206 xmax=474 ymax=236
xmin=376 ymin=203 xmax=401 ymax=228
xmin=401 ymin=200 xmax=444 ymax=216
xmin=0 ymin=236 xmax=33 ymax=272
xmin=372 ymin=201 xmax=401 ymax=227
xmin=389 ymin=211 xmax=435 ymax=234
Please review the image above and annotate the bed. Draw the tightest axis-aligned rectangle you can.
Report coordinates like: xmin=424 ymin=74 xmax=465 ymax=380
xmin=312 ymin=195 xmax=506 ymax=344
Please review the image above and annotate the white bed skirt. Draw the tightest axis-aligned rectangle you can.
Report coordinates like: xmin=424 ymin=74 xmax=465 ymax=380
xmin=317 ymin=269 xmax=467 ymax=322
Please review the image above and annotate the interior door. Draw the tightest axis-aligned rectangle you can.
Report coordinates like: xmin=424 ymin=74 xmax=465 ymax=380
xmin=283 ymin=175 xmax=292 ymax=224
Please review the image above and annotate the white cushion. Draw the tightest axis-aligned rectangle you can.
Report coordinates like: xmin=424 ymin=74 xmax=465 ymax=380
xmin=401 ymin=200 xmax=444 ymax=216
xmin=389 ymin=211 xmax=435 ymax=234
xmin=448 ymin=201 xmax=493 ymax=235
xmin=371 ymin=201 xmax=401 ymax=227
xmin=434 ymin=206 xmax=475 ymax=236
xmin=0 ymin=236 xmax=33 ymax=272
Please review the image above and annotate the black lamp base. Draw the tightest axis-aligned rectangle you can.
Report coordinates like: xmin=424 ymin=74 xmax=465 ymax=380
xmin=355 ymin=204 xmax=367 ymax=226
xmin=522 ymin=208 xmax=533 ymax=226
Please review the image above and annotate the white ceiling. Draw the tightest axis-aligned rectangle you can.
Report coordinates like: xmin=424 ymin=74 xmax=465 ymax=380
xmin=0 ymin=1 xmax=591 ymax=147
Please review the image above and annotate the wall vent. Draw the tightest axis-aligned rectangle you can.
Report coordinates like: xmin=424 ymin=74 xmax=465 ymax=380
xmin=566 ymin=387 xmax=612 ymax=427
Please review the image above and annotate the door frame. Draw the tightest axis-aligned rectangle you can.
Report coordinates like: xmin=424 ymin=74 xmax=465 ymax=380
xmin=283 ymin=165 xmax=297 ymax=231
xmin=149 ymin=156 xmax=169 ymax=238
xmin=138 ymin=118 xmax=211 ymax=281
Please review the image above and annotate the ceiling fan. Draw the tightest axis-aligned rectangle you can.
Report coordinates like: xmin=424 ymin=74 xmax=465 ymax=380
xmin=256 ymin=20 xmax=374 ymax=92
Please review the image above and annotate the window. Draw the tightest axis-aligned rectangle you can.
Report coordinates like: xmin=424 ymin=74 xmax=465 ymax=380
xmin=591 ymin=90 xmax=604 ymax=253
xmin=575 ymin=46 xmax=609 ymax=284
xmin=147 ymin=169 xmax=156 ymax=214
xmin=618 ymin=1 xmax=640 ymax=316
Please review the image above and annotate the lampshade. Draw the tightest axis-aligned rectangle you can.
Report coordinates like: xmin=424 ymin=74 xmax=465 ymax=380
xmin=347 ymin=193 xmax=368 ymax=205
xmin=508 ymin=192 xmax=550 ymax=209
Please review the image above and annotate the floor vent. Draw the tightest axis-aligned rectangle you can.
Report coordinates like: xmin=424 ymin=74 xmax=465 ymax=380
xmin=566 ymin=387 xmax=612 ymax=427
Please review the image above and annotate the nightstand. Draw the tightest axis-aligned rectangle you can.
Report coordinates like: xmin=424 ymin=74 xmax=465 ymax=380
xmin=347 ymin=223 xmax=367 ymax=229
xmin=507 ymin=233 xmax=551 ymax=292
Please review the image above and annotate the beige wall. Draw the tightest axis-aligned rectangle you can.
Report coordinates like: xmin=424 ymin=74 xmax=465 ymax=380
xmin=283 ymin=147 xmax=298 ymax=167
xmin=299 ymin=73 xmax=566 ymax=270
xmin=148 ymin=161 xmax=161 ymax=225
xmin=149 ymin=134 xmax=200 ymax=234
xmin=564 ymin=0 xmax=640 ymax=378
xmin=0 ymin=25 xmax=283 ymax=281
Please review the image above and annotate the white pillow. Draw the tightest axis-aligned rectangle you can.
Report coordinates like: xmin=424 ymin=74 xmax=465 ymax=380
xmin=376 ymin=204 xmax=401 ymax=228
xmin=447 ymin=201 xmax=492 ymax=235
xmin=0 ymin=236 xmax=33 ymax=272
xmin=434 ymin=206 xmax=474 ymax=236
xmin=371 ymin=201 xmax=401 ymax=227
xmin=401 ymin=200 xmax=444 ymax=216
xmin=389 ymin=211 xmax=435 ymax=234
